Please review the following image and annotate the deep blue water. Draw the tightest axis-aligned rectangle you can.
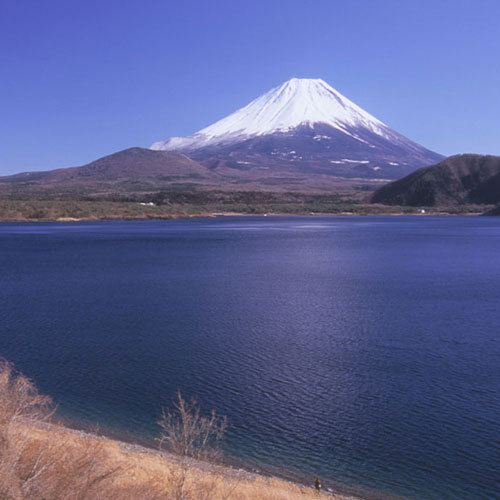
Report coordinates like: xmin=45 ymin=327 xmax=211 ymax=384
xmin=0 ymin=216 xmax=499 ymax=499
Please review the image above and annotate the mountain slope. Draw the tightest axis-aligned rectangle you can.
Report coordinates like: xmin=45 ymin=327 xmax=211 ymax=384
xmin=371 ymin=154 xmax=500 ymax=206
xmin=483 ymin=205 xmax=500 ymax=216
xmin=0 ymin=148 xmax=215 ymax=196
xmin=5 ymin=148 xmax=208 ymax=182
xmin=152 ymin=78 xmax=392 ymax=150
xmin=151 ymin=78 xmax=444 ymax=179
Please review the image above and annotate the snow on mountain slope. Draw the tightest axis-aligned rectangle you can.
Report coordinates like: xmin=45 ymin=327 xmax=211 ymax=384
xmin=151 ymin=78 xmax=393 ymax=151
xmin=150 ymin=78 xmax=444 ymax=180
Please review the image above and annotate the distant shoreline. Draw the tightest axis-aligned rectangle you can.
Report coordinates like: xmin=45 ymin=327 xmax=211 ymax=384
xmin=0 ymin=195 xmax=493 ymax=222
xmin=0 ymin=209 xmax=490 ymax=223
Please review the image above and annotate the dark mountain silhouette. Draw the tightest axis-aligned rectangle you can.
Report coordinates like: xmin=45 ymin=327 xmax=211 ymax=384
xmin=371 ymin=154 xmax=500 ymax=206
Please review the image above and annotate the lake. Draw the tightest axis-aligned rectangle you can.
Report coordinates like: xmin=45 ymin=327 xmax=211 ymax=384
xmin=0 ymin=216 xmax=499 ymax=499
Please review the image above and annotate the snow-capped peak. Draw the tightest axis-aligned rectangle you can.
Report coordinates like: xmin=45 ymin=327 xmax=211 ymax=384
xmin=151 ymin=78 xmax=392 ymax=151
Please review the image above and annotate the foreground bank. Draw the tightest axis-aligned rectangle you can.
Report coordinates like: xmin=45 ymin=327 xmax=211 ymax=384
xmin=25 ymin=422 xmax=351 ymax=500
xmin=2 ymin=358 xmax=362 ymax=500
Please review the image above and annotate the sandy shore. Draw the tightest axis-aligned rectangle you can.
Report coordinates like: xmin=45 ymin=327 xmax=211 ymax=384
xmin=26 ymin=419 xmax=372 ymax=500
xmin=51 ymin=416 xmax=408 ymax=500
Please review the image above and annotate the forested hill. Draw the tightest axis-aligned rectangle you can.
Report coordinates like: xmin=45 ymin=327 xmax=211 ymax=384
xmin=371 ymin=154 xmax=500 ymax=206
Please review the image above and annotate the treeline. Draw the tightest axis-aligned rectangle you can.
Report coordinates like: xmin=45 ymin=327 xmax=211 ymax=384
xmin=83 ymin=190 xmax=352 ymax=206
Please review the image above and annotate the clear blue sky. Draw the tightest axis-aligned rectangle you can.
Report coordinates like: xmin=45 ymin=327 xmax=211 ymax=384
xmin=1 ymin=0 xmax=499 ymax=175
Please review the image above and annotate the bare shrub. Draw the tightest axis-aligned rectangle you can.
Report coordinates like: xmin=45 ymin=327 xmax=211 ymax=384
xmin=157 ymin=391 xmax=227 ymax=461
xmin=0 ymin=359 xmax=121 ymax=500
xmin=31 ymin=437 xmax=122 ymax=500
xmin=0 ymin=358 xmax=53 ymax=428
xmin=157 ymin=392 xmax=234 ymax=500
xmin=0 ymin=361 xmax=240 ymax=500
xmin=0 ymin=359 xmax=54 ymax=499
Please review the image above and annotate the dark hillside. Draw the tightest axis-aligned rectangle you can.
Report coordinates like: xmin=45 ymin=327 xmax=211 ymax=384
xmin=482 ymin=205 xmax=500 ymax=216
xmin=371 ymin=154 xmax=500 ymax=206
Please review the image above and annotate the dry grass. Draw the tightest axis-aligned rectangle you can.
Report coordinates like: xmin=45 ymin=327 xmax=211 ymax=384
xmin=0 ymin=195 xmax=439 ymax=223
xmin=0 ymin=359 xmax=122 ymax=499
xmin=22 ymin=425 xmax=339 ymax=500
xmin=0 ymin=359 xmax=342 ymax=499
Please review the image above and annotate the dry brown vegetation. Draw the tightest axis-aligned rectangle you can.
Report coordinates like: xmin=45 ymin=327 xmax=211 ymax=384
xmin=158 ymin=392 xmax=227 ymax=462
xmin=0 ymin=193 xmax=443 ymax=223
xmin=156 ymin=393 xmax=233 ymax=499
xmin=0 ymin=359 xmax=121 ymax=499
xmin=0 ymin=360 xmax=339 ymax=500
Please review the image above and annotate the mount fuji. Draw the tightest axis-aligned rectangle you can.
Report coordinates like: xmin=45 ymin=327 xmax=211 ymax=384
xmin=151 ymin=78 xmax=444 ymax=182
xmin=0 ymin=78 xmax=445 ymax=199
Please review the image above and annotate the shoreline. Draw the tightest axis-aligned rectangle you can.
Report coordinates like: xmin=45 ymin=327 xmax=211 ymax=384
xmin=55 ymin=415 xmax=404 ymax=500
xmin=0 ymin=210 xmax=489 ymax=223
xmin=0 ymin=196 xmax=492 ymax=222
